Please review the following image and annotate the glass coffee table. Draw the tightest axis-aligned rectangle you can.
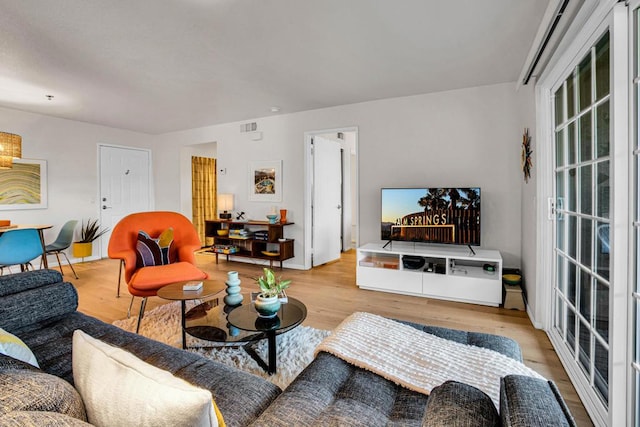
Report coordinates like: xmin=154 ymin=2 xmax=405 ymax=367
xmin=156 ymin=280 xmax=226 ymax=349
xmin=184 ymin=292 xmax=306 ymax=374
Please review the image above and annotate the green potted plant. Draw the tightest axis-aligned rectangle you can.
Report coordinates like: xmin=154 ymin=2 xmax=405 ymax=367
xmin=254 ymin=267 xmax=291 ymax=318
xmin=72 ymin=218 xmax=109 ymax=258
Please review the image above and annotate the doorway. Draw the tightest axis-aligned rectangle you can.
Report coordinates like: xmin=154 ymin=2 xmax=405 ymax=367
xmin=304 ymin=127 xmax=358 ymax=269
xmin=99 ymin=145 xmax=152 ymax=257
xmin=181 ymin=142 xmax=217 ymax=244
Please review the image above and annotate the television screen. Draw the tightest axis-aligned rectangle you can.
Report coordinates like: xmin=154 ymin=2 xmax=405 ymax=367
xmin=381 ymin=187 xmax=481 ymax=246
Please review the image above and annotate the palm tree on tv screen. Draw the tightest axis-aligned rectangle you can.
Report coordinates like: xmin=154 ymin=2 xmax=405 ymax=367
xmin=419 ymin=188 xmax=448 ymax=211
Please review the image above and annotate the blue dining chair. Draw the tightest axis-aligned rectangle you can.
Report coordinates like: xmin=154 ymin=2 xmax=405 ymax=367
xmin=0 ymin=229 xmax=44 ymax=274
xmin=42 ymin=220 xmax=79 ymax=279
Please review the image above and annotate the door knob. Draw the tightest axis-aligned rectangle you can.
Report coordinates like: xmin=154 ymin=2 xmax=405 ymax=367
xmin=102 ymin=205 xmax=112 ymax=210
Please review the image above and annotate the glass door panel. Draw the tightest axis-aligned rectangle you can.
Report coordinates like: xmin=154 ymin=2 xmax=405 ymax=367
xmin=633 ymin=7 xmax=640 ymax=425
xmin=553 ymin=31 xmax=610 ymax=408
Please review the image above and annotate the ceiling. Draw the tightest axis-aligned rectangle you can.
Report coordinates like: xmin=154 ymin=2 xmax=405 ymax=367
xmin=0 ymin=0 xmax=549 ymax=135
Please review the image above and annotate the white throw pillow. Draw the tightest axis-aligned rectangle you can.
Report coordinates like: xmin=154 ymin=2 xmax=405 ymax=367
xmin=0 ymin=327 xmax=39 ymax=367
xmin=72 ymin=330 xmax=219 ymax=427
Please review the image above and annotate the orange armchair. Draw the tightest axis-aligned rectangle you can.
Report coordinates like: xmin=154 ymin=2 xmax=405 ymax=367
xmin=108 ymin=211 xmax=208 ymax=332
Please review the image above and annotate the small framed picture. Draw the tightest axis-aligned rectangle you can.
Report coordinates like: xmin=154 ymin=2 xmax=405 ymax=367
xmin=248 ymin=160 xmax=282 ymax=202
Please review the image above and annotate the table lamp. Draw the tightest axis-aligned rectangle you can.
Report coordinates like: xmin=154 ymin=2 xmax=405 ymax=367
xmin=218 ymin=194 xmax=234 ymax=220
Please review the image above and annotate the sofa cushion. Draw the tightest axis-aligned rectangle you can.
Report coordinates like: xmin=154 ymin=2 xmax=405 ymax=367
xmin=0 ymin=269 xmax=63 ymax=298
xmin=129 ymin=261 xmax=207 ymax=290
xmin=0 ymin=353 xmax=40 ymax=372
xmin=0 ymin=369 xmax=87 ymax=421
xmin=136 ymin=228 xmax=174 ymax=267
xmin=20 ymin=312 xmax=280 ymax=427
xmin=423 ymin=380 xmax=499 ymax=427
xmin=0 ymin=279 xmax=78 ymax=335
xmin=0 ymin=327 xmax=39 ymax=367
xmin=251 ymin=351 xmax=429 ymax=427
xmin=1 ymin=411 xmax=92 ymax=426
xmin=397 ymin=321 xmax=523 ymax=362
xmin=72 ymin=329 xmax=220 ymax=427
xmin=500 ymin=375 xmax=576 ymax=427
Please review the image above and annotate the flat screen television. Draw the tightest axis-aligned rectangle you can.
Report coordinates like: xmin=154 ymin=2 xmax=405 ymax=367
xmin=381 ymin=187 xmax=481 ymax=246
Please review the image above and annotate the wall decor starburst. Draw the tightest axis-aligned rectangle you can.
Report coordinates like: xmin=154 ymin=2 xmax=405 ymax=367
xmin=521 ymin=128 xmax=532 ymax=183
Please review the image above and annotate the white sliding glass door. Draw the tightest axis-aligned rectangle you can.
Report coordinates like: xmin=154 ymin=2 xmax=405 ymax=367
xmin=631 ymin=5 xmax=640 ymax=425
xmin=540 ymin=4 xmax=631 ymax=425
xmin=552 ymin=30 xmax=611 ymax=411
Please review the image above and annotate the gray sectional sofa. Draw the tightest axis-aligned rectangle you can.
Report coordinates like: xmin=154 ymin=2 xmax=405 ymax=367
xmin=0 ymin=269 xmax=576 ymax=426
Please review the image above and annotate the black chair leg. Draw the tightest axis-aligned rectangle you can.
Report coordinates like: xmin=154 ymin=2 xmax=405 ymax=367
xmin=54 ymin=252 xmax=64 ymax=275
xmin=136 ymin=297 xmax=147 ymax=334
xmin=60 ymin=251 xmax=79 ymax=279
xmin=127 ymin=296 xmax=135 ymax=318
xmin=116 ymin=260 xmax=124 ymax=298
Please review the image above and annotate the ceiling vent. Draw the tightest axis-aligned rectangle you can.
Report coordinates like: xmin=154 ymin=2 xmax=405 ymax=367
xmin=240 ymin=122 xmax=258 ymax=133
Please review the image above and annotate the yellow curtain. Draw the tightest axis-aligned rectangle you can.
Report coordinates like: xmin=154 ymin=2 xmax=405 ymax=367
xmin=191 ymin=156 xmax=216 ymax=246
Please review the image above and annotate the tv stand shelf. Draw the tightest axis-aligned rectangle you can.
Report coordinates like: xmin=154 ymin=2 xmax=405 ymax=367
xmin=205 ymin=219 xmax=294 ymax=269
xmin=356 ymin=242 xmax=502 ymax=306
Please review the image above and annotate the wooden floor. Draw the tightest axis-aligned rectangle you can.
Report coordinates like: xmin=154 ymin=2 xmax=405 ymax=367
xmin=67 ymin=250 xmax=592 ymax=426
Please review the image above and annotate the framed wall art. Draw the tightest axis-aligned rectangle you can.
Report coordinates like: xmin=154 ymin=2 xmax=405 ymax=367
xmin=0 ymin=159 xmax=48 ymax=210
xmin=248 ymin=160 xmax=282 ymax=202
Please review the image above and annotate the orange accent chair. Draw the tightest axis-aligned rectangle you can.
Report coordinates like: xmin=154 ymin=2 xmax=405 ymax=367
xmin=108 ymin=211 xmax=208 ymax=333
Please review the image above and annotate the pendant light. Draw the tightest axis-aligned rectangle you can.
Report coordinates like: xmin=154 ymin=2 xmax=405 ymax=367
xmin=0 ymin=132 xmax=22 ymax=169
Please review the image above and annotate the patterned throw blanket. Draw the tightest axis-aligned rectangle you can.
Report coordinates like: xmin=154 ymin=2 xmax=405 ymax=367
xmin=315 ymin=312 xmax=544 ymax=408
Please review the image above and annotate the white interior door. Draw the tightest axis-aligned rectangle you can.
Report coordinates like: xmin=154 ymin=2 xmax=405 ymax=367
xmin=99 ymin=145 xmax=152 ymax=256
xmin=312 ymin=136 xmax=342 ymax=266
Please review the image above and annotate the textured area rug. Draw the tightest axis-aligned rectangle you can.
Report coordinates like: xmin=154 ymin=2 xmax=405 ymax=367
xmin=113 ymin=301 xmax=330 ymax=389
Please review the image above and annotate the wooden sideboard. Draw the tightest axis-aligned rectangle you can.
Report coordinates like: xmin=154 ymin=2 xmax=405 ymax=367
xmin=204 ymin=219 xmax=294 ymax=268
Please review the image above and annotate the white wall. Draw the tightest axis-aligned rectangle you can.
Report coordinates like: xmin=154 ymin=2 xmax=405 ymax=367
xmin=0 ymin=82 xmax=533 ymax=276
xmin=517 ymin=84 xmax=539 ymax=320
xmin=155 ymin=82 xmax=528 ymax=268
xmin=0 ymin=106 xmax=155 ymax=260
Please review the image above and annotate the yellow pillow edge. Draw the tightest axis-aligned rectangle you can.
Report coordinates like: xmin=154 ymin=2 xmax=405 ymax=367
xmin=0 ymin=327 xmax=39 ymax=368
xmin=72 ymin=329 xmax=219 ymax=427
xmin=158 ymin=227 xmax=174 ymax=248
xmin=213 ymin=400 xmax=226 ymax=427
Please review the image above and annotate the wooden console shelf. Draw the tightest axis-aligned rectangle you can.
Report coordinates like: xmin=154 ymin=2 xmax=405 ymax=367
xmin=205 ymin=219 xmax=294 ymax=268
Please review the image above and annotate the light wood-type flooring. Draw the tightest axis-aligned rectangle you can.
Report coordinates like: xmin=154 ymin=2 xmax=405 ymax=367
xmin=66 ymin=250 xmax=592 ymax=426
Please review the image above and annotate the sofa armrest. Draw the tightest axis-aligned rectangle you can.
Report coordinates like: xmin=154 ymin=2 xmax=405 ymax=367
xmin=500 ymin=375 xmax=576 ymax=427
xmin=0 ymin=271 xmax=78 ymax=335
xmin=396 ymin=320 xmax=523 ymax=362
xmin=0 ymin=270 xmax=64 ymax=298
xmin=423 ymin=380 xmax=500 ymax=427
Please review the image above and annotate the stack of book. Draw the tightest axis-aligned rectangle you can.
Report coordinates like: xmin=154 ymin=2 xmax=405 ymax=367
xmin=212 ymin=244 xmax=239 ymax=254
xmin=253 ymin=230 xmax=269 ymax=241
xmin=229 ymin=229 xmax=252 ymax=239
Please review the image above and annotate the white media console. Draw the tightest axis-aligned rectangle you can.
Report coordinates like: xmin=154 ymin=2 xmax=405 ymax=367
xmin=356 ymin=242 xmax=503 ymax=306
